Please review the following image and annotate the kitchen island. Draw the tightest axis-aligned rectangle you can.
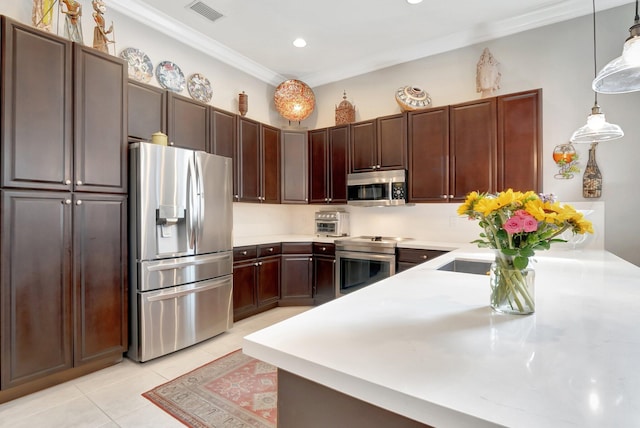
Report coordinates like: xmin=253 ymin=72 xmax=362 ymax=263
xmin=243 ymin=248 xmax=640 ymax=427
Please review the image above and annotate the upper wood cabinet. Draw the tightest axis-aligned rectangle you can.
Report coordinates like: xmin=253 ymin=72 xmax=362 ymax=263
xmin=262 ymin=125 xmax=281 ymax=204
xmin=497 ymin=89 xmax=542 ymax=193
xmin=236 ymin=118 xmax=280 ymax=203
xmin=210 ymin=107 xmax=236 ymax=158
xmin=167 ymin=92 xmax=209 ymax=151
xmin=127 ymin=80 xmax=166 ymax=141
xmin=309 ymin=125 xmax=349 ymax=204
xmin=0 ymin=19 xmax=126 ymax=195
xmin=350 ymin=114 xmax=406 ymax=172
xmin=450 ymin=97 xmax=497 ymax=201
xmin=407 ymin=107 xmax=450 ymax=203
xmin=1 ymin=18 xmax=72 ymax=191
xmin=281 ymin=130 xmax=308 ymax=204
xmin=74 ymin=45 xmax=127 ymax=194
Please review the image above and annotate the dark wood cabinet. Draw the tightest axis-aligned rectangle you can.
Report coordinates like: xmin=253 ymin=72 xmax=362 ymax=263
xmin=262 ymin=125 xmax=281 ymax=204
xmin=74 ymin=45 xmax=127 ymax=194
xmin=309 ymin=125 xmax=349 ymax=204
xmin=281 ymin=131 xmax=308 ymax=204
xmin=497 ymin=89 xmax=542 ymax=193
xmin=236 ymin=118 xmax=280 ymax=203
xmin=127 ymin=80 xmax=166 ymax=141
xmin=232 ymin=244 xmax=281 ymax=321
xmin=280 ymin=243 xmax=314 ymax=305
xmin=1 ymin=18 xmax=72 ymax=192
xmin=0 ymin=20 xmax=127 ymax=403
xmin=73 ymin=194 xmax=127 ymax=366
xmin=350 ymin=120 xmax=377 ymax=172
xmin=1 ymin=191 xmax=73 ymax=390
xmin=396 ymin=248 xmax=448 ymax=273
xmin=210 ymin=107 xmax=236 ymax=158
xmin=312 ymin=243 xmax=336 ymax=305
xmin=0 ymin=191 xmax=126 ymax=395
xmin=350 ymin=114 xmax=406 ymax=173
xmin=407 ymin=107 xmax=450 ymax=203
xmin=450 ymin=98 xmax=497 ymax=201
xmin=167 ymin=93 xmax=209 ymax=151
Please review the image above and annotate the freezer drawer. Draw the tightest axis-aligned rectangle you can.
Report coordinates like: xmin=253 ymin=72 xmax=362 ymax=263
xmin=137 ymin=251 xmax=232 ymax=292
xmin=134 ymin=274 xmax=233 ymax=362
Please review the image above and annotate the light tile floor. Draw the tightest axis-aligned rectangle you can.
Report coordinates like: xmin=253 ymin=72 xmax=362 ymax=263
xmin=0 ymin=306 xmax=311 ymax=428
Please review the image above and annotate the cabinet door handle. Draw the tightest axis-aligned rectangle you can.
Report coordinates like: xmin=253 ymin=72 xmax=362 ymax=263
xmin=309 ymin=257 xmax=313 ymax=262
xmin=76 ymin=180 xmax=83 ymax=185
xmin=321 ymin=247 xmax=326 ymax=251
xmin=440 ymin=195 xmax=448 ymax=199
xmin=63 ymin=199 xmax=72 ymax=205
xmin=64 ymin=179 xmax=71 ymax=185
xmin=376 ymin=165 xmax=381 ymax=169
xmin=258 ymin=261 xmax=263 ymax=266
xmin=76 ymin=200 xmax=82 ymax=205
xmin=254 ymin=262 xmax=259 ymax=267
xmin=328 ymin=198 xmax=332 ymax=202
xmin=422 ymin=255 xmax=428 ymax=259
xmin=169 ymin=142 xmax=174 ymax=146
xmin=449 ymin=194 xmax=454 ymax=198
xmin=241 ymin=250 xmax=248 ymax=256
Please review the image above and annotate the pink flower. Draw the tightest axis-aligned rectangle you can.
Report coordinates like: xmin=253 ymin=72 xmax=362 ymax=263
xmin=522 ymin=215 xmax=538 ymax=232
xmin=514 ymin=210 xmax=529 ymax=218
xmin=503 ymin=216 xmax=524 ymax=234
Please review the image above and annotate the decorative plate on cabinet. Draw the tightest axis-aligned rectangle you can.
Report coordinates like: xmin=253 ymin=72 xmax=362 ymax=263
xmin=187 ymin=73 xmax=213 ymax=103
xmin=119 ymin=47 xmax=153 ymax=83
xmin=156 ymin=61 xmax=186 ymax=92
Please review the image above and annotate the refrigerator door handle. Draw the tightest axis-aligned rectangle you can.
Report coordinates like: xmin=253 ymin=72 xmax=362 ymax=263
xmin=145 ymin=277 xmax=231 ymax=302
xmin=195 ymin=154 xmax=205 ymax=247
xmin=186 ymin=156 xmax=197 ymax=250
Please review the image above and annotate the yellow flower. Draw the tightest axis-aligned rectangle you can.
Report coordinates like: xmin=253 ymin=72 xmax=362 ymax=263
xmin=457 ymin=191 xmax=481 ymax=216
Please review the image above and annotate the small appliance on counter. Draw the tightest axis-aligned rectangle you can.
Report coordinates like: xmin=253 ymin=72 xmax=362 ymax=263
xmin=347 ymin=170 xmax=407 ymax=206
xmin=315 ymin=210 xmax=350 ymax=237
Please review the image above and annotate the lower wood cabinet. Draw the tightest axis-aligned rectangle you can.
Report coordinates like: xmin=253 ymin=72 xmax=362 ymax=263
xmin=280 ymin=243 xmax=314 ymax=305
xmin=0 ymin=190 xmax=127 ymax=402
xmin=396 ymin=248 xmax=448 ymax=273
xmin=312 ymin=243 xmax=336 ymax=305
xmin=233 ymin=244 xmax=281 ymax=321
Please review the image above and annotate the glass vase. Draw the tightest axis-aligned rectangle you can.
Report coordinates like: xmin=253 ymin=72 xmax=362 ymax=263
xmin=490 ymin=253 xmax=535 ymax=315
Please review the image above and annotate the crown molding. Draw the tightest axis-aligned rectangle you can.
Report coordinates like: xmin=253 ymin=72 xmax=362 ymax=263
xmin=106 ymin=0 xmax=285 ymax=86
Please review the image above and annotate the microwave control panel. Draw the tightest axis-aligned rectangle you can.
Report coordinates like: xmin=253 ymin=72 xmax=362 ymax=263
xmin=391 ymin=182 xmax=406 ymax=200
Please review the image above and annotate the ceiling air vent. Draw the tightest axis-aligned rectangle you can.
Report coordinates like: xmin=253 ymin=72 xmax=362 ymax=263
xmin=187 ymin=1 xmax=224 ymax=23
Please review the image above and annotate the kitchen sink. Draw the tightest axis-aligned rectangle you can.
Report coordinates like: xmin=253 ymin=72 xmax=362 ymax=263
xmin=437 ymin=259 xmax=492 ymax=276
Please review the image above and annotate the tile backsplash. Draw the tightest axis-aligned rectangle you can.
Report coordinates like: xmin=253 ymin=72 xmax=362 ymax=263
xmin=233 ymin=201 xmax=604 ymax=250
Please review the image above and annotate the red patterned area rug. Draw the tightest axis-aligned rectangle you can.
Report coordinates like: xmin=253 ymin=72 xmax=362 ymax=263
xmin=143 ymin=350 xmax=277 ymax=428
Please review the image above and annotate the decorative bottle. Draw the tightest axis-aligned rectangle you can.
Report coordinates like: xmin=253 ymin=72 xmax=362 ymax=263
xmin=582 ymin=144 xmax=602 ymax=198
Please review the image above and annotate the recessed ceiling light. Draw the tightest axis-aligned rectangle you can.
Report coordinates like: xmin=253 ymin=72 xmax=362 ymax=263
xmin=293 ymin=38 xmax=307 ymax=48
xmin=406 ymin=0 xmax=423 ymax=4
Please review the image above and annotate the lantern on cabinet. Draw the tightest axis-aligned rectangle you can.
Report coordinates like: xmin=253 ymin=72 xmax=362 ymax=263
xmin=335 ymin=91 xmax=355 ymax=125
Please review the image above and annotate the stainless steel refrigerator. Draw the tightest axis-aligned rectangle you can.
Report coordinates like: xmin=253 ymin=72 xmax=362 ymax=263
xmin=128 ymin=142 xmax=233 ymax=362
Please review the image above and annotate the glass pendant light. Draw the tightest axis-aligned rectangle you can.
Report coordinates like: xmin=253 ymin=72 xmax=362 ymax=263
xmin=592 ymin=0 xmax=640 ymax=93
xmin=571 ymin=0 xmax=624 ymax=143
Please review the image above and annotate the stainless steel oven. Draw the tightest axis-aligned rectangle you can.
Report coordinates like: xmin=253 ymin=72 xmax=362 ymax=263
xmin=335 ymin=236 xmax=408 ymax=296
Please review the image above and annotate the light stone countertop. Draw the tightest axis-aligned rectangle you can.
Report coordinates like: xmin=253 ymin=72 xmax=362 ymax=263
xmin=233 ymin=234 xmax=463 ymax=250
xmin=243 ymin=247 xmax=640 ymax=428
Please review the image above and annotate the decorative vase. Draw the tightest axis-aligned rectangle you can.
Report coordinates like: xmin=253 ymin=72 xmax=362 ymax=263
xmin=582 ymin=144 xmax=602 ymax=198
xmin=238 ymin=91 xmax=248 ymax=117
xmin=490 ymin=252 xmax=535 ymax=315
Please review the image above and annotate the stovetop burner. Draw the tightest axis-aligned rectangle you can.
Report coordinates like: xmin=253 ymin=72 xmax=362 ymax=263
xmin=335 ymin=235 xmax=412 ymax=254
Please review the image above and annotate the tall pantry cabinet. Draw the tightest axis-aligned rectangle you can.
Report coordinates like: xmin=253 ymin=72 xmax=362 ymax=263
xmin=0 ymin=17 xmax=127 ymax=402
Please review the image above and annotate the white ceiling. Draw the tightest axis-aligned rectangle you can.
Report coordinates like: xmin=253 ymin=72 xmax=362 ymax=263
xmin=107 ymin=0 xmax=634 ymax=87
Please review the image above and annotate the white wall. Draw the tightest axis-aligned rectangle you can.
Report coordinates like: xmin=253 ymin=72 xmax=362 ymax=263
xmin=1 ymin=2 xmax=635 ymax=264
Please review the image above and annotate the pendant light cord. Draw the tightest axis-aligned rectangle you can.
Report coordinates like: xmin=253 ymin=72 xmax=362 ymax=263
xmin=592 ymin=0 xmax=599 ymax=106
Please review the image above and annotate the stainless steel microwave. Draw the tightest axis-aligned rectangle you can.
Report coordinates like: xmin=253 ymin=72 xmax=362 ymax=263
xmin=346 ymin=170 xmax=407 ymax=207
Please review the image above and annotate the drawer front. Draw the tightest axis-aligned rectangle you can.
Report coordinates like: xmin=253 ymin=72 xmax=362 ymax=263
xmin=234 ymin=245 xmax=257 ymax=261
xmin=312 ymin=242 xmax=335 ymax=256
xmin=282 ymin=242 xmax=313 ymax=254
xmin=396 ymin=248 xmax=447 ymax=264
xmin=257 ymin=243 xmax=281 ymax=257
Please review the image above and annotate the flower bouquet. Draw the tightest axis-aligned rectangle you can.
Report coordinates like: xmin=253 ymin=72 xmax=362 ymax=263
xmin=457 ymin=189 xmax=593 ymax=314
